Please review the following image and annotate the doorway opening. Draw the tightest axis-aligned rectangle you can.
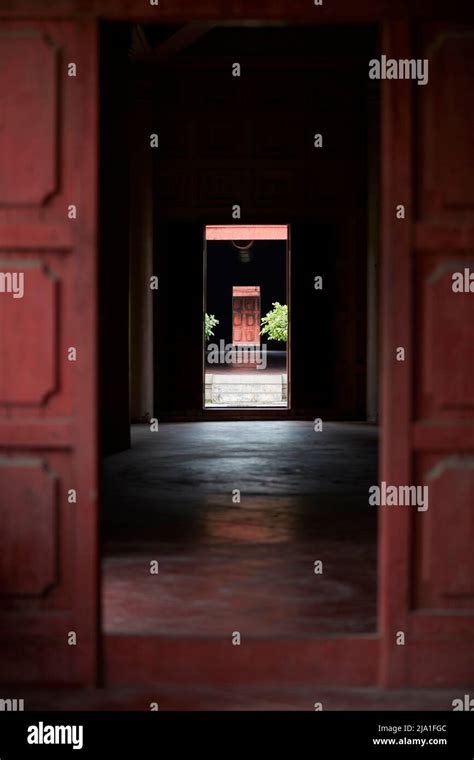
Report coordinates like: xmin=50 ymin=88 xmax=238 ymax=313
xmin=99 ymin=19 xmax=380 ymax=655
xmin=204 ymin=224 xmax=289 ymax=409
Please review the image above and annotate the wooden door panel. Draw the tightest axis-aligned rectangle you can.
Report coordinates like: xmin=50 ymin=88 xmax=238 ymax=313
xmin=0 ymin=20 xmax=98 ymax=686
xmin=0 ymin=452 xmax=74 ymax=607
xmin=0 ymin=251 xmax=74 ymax=420
xmin=0 ymin=31 xmax=58 ymax=205
xmin=414 ymin=453 xmax=474 ymax=610
xmin=418 ymin=26 xmax=474 ymax=220
xmin=232 ymin=287 xmax=260 ymax=345
xmin=415 ymin=253 xmax=474 ymax=419
xmin=381 ymin=20 xmax=474 ymax=688
xmin=233 ymin=299 xmax=260 ymax=344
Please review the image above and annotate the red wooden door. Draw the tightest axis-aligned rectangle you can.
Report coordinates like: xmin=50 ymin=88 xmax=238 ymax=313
xmin=0 ymin=20 xmax=98 ymax=685
xmin=232 ymin=286 xmax=260 ymax=345
xmin=380 ymin=20 xmax=474 ymax=687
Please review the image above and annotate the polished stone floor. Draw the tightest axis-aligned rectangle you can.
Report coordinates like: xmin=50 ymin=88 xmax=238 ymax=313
xmin=102 ymin=421 xmax=378 ymax=636
xmin=24 ymin=686 xmax=463 ymax=711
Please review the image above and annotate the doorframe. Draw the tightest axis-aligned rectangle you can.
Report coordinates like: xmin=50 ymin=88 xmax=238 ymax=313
xmin=202 ymin=223 xmax=291 ymax=413
xmin=378 ymin=19 xmax=413 ymax=688
xmin=105 ymin=14 xmax=385 ymax=689
xmin=101 ymin=9 xmax=474 ymax=693
xmin=102 ymin=16 xmax=383 ymax=689
xmin=5 ymin=0 xmax=470 ymax=692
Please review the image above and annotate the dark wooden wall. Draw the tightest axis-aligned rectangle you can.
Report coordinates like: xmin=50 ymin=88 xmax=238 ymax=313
xmin=100 ymin=22 xmax=131 ymax=453
xmin=152 ymin=26 xmax=377 ymax=419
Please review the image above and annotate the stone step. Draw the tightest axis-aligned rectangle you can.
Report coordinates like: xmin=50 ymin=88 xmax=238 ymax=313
xmin=208 ymin=373 xmax=282 ymax=384
xmin=212 ymin=395 xmax=283 ymax=404
xmin=205 ymin=373 xmax=286 ymax=405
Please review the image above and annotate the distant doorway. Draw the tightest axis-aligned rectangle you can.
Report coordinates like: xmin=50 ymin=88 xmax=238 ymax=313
xmin=232 ymin=286 xmax=260 ymax=346
xmin=204 ymin=225 xmax=289 ymax=409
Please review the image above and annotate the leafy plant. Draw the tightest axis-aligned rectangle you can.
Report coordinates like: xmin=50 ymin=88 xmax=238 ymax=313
xmin=260 ymin=302 xmax=288 ymax=342
xmin=205 ymin=313 xmax=219 ymax=340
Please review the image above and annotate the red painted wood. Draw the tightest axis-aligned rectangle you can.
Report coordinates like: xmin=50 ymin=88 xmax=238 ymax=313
xmin=232 ymin=286 xmax=261 ymax=345
xmin=1 ymin=0 xmax=474 ymax=22
xmin=0 ymin=459 xmax=57 ymax=596
xmin=409 ymin=24 xmax=474 ymax=684
xmin=413 ymin=422 xmax=474 ymax=451
xmin=0 ymin=421 xmax=73 ymax=448
xmin=415 ymin=223 xmax=474 ymax=251
xmin=405 ymin=642 xmax=474 ymax=689
xmin=0 ymin=262 xmax=56 ymax=405
xmin=0 ymin=637 xmax=88 ymax=686
xmin=379 ymin=19 xmax=413 ymax=688
xmin=105 ymin=635 xmax=379 ymax=689
xmin=0 ymin=224 xmax=73 ymax=250
xmin=206 ymin=225 xmax=288 ymax=241
xmin=0 ymin=20 xmax=98 ymax=687
xmin=380 ymin=19 xmax=474 ymax=688
xmin=0 ymin=32 xmax=58 ymax=205
xmin=0 ymin=0 xmax=472 ymax=696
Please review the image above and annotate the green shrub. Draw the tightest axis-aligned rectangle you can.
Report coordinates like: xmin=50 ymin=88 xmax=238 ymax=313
xmin=205 ymin=313 xmax=219 ymax=340
xmin=260 ymin=302 xmax=288 ymax=342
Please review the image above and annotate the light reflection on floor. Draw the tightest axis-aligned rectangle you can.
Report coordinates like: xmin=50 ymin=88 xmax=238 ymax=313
xmin=102 ymin=421 xmax=378 ymax=636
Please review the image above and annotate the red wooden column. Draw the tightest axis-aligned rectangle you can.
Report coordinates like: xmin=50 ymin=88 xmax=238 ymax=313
xmin=379 ymin=18 xmax=414 ymax=689
xmin=0 ymin=20 xmax=99 ymax=685
xmin=380 ymin=19 xmax=474 ymax=688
